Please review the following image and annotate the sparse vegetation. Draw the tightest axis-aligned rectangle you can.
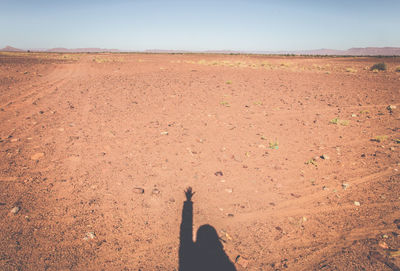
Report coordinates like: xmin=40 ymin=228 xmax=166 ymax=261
xmin=305 ymin=158 xmax=317 ymax=167
xmin=371 ymin=135 xmax=388 ymax=142
xmin=220 ymin=101 xmax=230 ymax=107
xmin=370 ymin=62 xmax=386 ymax=71
xmin=345 ymin=67 xmax=357 ymax=73
xmin=269 ymin=139 xmax=279 ymax=149
xmin=226 ymin=80 xmax=232 ymax=84
xmin=330 ymin=118 xmax=349 ymax=126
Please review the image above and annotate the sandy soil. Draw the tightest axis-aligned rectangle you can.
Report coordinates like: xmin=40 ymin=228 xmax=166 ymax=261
xmin=1 ymin=52 xmax=400 ymax=270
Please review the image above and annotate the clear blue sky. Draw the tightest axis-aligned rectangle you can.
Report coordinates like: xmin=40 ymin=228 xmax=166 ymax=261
xmin=1 ymin=0 xmax=399 ymax=51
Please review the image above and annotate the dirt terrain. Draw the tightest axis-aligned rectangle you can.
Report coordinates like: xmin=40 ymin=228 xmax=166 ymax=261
xmin=1 ymin=52 xmax=400 ymax=270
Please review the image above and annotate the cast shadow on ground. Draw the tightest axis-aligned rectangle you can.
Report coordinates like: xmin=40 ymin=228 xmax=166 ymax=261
xmin=179 ymin=187 xmax=236 ymax=271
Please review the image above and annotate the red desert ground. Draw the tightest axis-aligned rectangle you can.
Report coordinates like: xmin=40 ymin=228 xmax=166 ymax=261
xmin=1 ymin=50 xmax=400 ymax=270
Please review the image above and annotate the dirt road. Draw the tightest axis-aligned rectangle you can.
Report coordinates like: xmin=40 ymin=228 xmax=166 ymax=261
xmin=1 ymin=52 xmax=400 ymax=270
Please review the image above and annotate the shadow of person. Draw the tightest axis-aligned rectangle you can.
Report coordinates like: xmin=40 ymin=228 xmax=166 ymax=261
xmin=179 ymin=187 xmax=236 ymax=271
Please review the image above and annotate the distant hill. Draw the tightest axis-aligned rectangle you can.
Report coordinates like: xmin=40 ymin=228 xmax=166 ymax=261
xmin=45 ymin=48 xmax=120 ymax=53
xmin=274 ymin=47 xmax=400 ymax=56
xmin=0 ymin=46 xmax=24 ymax=52
xmin=147 ymin=47 xmax=400 ymax=56
xmin=1 ymin=46 xmax=400 ymax=55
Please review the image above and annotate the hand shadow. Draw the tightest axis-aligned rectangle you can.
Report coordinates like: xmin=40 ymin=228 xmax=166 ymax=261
xmin=179 ymin=187 xmax=236 ymax=271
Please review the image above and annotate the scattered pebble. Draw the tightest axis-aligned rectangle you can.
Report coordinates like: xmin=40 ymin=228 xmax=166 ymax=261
xmin=160 ymin=131 xmax=168 ymax=135
xmin=133 ymin=187 xmax=144 ymax=194
xmin=387 ymin=105 xmax=396 ymax=112
xmin=152 ymin=188 xmax=160 ymax=195
xmin=10 ymin=138 xmax=18 ymax=142
xmin=236 ymin=256 xmax=249 ymax=268
xmin=351 ymin=114 xmax=357 ymax=117
xmin=30 ymin=152 xmax=44 ymax=160
xmin=214 ymin=171 xmax=223 ymax=176
xmin=320 ymin=154 xmax=330 ymax=160
xmin=83 ymin=232 xmax=96 ymax=241
xmin=394 ymin=219 xmax=400 ymax=229
xmin=354 ymin=201 xmax=361 ymax=206
xmin=225 ymin=188 xmax=233 ymax=193
xmin=378 ymin=241 xmax=389 ymax=249
xmin=342 ymin=183 xmax=350 ymax=190
xmin=322 ymin=186 xmax=329 ymax=191
xmin=10 ymin=206 xmax=20 ymax=214
xmin=290 ymin=193 xmax=301 ymax=198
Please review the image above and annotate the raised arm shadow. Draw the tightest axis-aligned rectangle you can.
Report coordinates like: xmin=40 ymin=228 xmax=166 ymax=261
xmin=179 ymin=187 xmax=236 ymax=271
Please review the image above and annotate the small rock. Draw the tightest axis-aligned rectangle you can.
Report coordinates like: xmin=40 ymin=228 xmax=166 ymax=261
xmin=322 ymin=186 xmax=329 ymax=191
xmin=290 ymin=193 xmax=301 ymax=198
xmin=378 ymin=241 xmax=389 ymax=249
xmin=10 ymin=206 xmax=20 ymax=214
xmin=342 ymin=183 xmax=350 ymax=190
xmin=168 ymin=198 xmax=175 ymax=203
xmin=133 ymin=187 xmax=144 ymax=194
xmin=152 ymin=188 xmax=160 ymax=195
xmin=10 ymin=138 xmax=18 ymax=142
xmin=31 ymin=152 xmax=44 ymax=160
xmin=84 ymin=232 xmax=96 ymax=241
xmin=225 ymin=188 xmax=233 ymax=193
xmin=236 ymin=256 xmax=249 ymax=268
xmin=390 ymin=147 xmax=395 ymax=151
xmin=160 ymin=131 xmax=168 ymax=135
xmin=387 ymin=105 xmax=396 ymax=112
xmin=382 ymin=234 xmax=389 ymax=239
xmin=258 ymin=144 xmax=266 ymax=149
xmin=354 ymin=201 xmax=361 ymax=206
xmin=394 ymin=219 xmax=400 ymax=229
xmin=214 ymin=171 xmax=223 ymax=176
xmin=227 ymin=213 xmax=234 ymax=217
xmin=351 ymin=114 xmax=357 ymax=117
xmin=320 ymin=154 xmax=329 ymax=160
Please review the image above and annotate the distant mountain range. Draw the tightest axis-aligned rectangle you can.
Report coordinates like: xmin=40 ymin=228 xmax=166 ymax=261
xmin=1 ymin=45 xmax=400 ymax=56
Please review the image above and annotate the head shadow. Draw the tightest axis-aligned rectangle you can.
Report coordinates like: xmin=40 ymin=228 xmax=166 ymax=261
xmin=178 ymin=187 xmax=236 ymax=271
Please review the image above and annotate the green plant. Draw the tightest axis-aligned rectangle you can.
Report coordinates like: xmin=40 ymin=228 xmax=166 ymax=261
xmin=370 ymin=62 xmax=386 ymax=71
xmin=372 ymin=135 xmax=388 ymax=143
xmin=220 ymin=101 xmax=230 ymax=107
xmin=345 ymin=67 xmax=357 ymax=73
xmin=305 ymin=158 xmax=317 ymax=167
xmin=330 ymin=118 xmax=339 ymax=124
xmin=330 ymin=118 xmax=349 ymax=126
xmin=269 ymin=139 xmax=279 ymax=149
